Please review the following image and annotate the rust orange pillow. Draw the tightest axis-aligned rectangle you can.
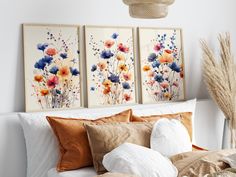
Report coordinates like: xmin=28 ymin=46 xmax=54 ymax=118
xmin=132 ymin=112 xmax=192 ymax=140
xmin=46 ymin=109 xmax=132 ymax=172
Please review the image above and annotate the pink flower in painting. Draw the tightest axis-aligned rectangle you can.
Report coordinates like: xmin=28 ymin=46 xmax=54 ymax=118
xmin=118 ymin=43 xmax=129 ymax=53
xmin=147 ymin=80 xmax=155 ymax=86
xmin=154 ymin=44 xmax=161 ymax=52
xmin=173 ymin=81 xmax=179 ymax=87
xmin=46 ymin=48 xmax=57 ymax=56
xmin=123 ymin=73 xmax=132 ymax=81
xmin=47 ymin=75 xmax=59 ymax=89
xmin=147 ymin=71 xmax=155 ymax=78
xmin=105 ymin=40 xmax=115 ymax=48
xmin=160 ymin=82 xmax=169 ymax=89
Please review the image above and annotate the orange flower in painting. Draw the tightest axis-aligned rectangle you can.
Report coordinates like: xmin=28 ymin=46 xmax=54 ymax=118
xmin=102 ymin=80 xmax=112 ymax=87
xmin=34 ymin=75 xmax=43 ymax=82
xmin=118 ymin=63 xmax=128 ymax=72
xmin=97 ymin=61 xmax=107 ymax=71
xmin=103 ymin=87 xmax=111 ymax=95
xmin=159 ymin=52 xmax=173 ymax=63
xmin=123 ymin=73 xmax=132 ymax=81
xmin=105 ymin=40 xmax=115 ymax=48
xmin=116 ymin=53 xmax=125 ymax=61
xmin=164 ymin=92 xmax=171 ymax=99
xmin=160 ymin=82 xmax=169 ymax=89
xmin=46 ymin=48 xmax=57 ymax=56
xmin=164 ymin=49 xmax=172 ymax=54
xmin=40 ymin=89 xmax=49 ymax=96
xmin=124 ymin=93 xmax=131 ymax=101
xmin=58 ymin=66 xmax=70 ymax=77
xmin=180 ymin=71 xmax=184 ymax=78
xmin=143 ymin=65 xmax=151 ymax=72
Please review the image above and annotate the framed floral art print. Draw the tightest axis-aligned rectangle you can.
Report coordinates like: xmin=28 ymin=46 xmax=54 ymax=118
xmin=138 ymin=28 xmax=185 ymax=104
xmin=85 ymin=26 xmax=137 ymax=107
xmin=23 ymin=24 xmax=82 ymax=112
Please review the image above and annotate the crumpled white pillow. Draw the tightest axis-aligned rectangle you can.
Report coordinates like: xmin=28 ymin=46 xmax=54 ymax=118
xmin=151 ymin=118 xmax=192 ymax=157
xmin=103 ymin=143 xmax=178 ymax=177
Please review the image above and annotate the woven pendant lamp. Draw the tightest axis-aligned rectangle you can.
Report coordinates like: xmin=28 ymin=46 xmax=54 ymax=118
xmin=123 ymin=0 xmax=175 ymax=19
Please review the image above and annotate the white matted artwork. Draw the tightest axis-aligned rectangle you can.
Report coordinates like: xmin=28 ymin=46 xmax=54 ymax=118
xmin=139 ymin=28 xmax=185 ymax=104
xmin=23 ymin=24 xmax=82 ymax=112
xmin=85 ymin=26 xmax=137 ymax=107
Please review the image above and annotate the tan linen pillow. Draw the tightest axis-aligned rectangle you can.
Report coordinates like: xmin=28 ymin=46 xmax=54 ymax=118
xmin=46 ymin=109 xmax=132 ymax=172
xmin=84 ymin=122 xmax=153 ymax=174
xmin=132 ymin=112 xmax=192 ymax=140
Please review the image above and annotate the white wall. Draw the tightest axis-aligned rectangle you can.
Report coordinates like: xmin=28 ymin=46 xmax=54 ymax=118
xmin=0 ymin=0 xmax=236 ymax=113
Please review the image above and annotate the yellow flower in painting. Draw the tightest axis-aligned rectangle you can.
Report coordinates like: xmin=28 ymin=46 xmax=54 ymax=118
xmin=158 ymin=52 xmax=173 ymax=63
xmin=97 ymin=61 xmax=107 ymax=71
xmin=118 ymin=63 xmax=128 ymax=72
xmin=102 ymin=80 xmax=112 ymax=87
xmin=34 ymin=75 xmax=43 ymax=82
xmin=58 ymin=66 xmax=70 ymax=77
xmin=143 ymin=65 xmax=151 ymax=72
xmin=40 ymin=89 xmax=49 ymax=96
xmin=163 ymin=92 xmax=171 ymax=99
xmin=116 ymin=54 xmax=125 ymax=61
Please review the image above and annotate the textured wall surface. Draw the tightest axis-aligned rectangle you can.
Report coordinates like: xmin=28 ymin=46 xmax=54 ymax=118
xmin=0 ymin=0 xmax=236 ymax=113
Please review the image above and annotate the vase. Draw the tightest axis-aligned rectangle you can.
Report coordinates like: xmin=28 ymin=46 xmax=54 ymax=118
xmin=222 ymin=119 xmax=231 ymax=149
xmin=123 ymin=0 xmax=175 ymax=18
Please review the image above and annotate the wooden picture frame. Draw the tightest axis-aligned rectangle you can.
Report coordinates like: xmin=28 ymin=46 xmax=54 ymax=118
xmin=84 ymin=25 xmax=138 ymax=107
xmin=23 ymin=24 xmax=83 ymax=112
xmin=138 ymin=27 xmax=186 ymax=104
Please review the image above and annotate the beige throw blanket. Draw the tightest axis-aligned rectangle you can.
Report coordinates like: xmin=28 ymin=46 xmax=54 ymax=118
xmin=170 ymin=149 xmax=236 ymax=177
xmin=95 ymin=150 xmax=236 ymax=177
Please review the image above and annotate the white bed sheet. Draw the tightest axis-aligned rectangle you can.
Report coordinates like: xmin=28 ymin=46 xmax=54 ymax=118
xmin=47 ymin=167 xmax=97 ymax=177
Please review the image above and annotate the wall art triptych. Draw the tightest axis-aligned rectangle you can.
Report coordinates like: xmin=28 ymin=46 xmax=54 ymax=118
xmin=23 ymin=24 xmax=185 ymax=112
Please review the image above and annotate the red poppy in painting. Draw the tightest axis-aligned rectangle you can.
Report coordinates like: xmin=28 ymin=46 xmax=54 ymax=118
xmin=118 ymin=43 xmax=129 ymax=53
xmin=46 ymin=48 xmax=57 ymax=56
xmin=47 ymin=75 xmax=59 ymax=89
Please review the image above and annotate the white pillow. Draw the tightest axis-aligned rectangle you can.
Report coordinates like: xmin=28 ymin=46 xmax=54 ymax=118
xmin=151 ymin=118 xmax=192 ymax=157
xmin=132 ymin=99 xmax=196 ymax=143
xmin=103 ymin=143 xmax=178 ymax=177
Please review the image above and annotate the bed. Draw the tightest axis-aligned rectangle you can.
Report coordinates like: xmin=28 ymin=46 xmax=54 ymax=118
xmin=0 ymin=99 xmax=226 ymax=177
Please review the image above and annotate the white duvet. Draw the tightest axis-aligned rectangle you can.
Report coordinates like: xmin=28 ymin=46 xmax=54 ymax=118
xmin=47 ymin=167 xmax=97 ymax=177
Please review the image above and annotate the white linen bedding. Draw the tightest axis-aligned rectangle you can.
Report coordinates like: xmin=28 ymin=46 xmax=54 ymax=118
xmin=47 ymin=167 xmax=97 ymax=177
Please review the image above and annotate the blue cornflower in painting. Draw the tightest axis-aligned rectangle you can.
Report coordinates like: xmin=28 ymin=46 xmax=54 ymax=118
xmin=154 ymin=74 xmax=164 ymax=83
xmin=108 ymin=74 xmax=120 ymax=83
xmin=49 ymin=66 xmax=59 ymax=74
xmin=169 ymin=62 xmax=181 ymax=73
xmin=122 ymin=82 xmax=131 ymax=89
xmin=91 ymin=64 xmax=97 ymax=72
xmin=152 ymin=61 xmax=160 ymax=68
xmin=70 ymin=67 xmax=80 ymax=76
xmin=60 ymin=53 xmax=68 ymax=59
xmin=37 ymin=43 xmax=48 ymax=51
xmin=148 ymin=53 xmax=157 ymax=62
xmin=42 ymin=56 xmax=53 ymax=64
xmin=100 ymin=50 xmax=114 ymax=59
xmin=111 ymin=33 xmax=119 ymax=39
xmin=34 ymin=59 xmax=46 ymax=70
xmin=90 ymin=87 xmax=95 ymax=91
